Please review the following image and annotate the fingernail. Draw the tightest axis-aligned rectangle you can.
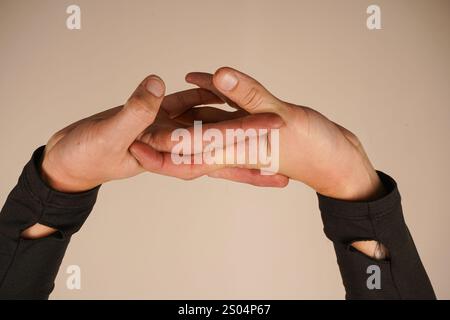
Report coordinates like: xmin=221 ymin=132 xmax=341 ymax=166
xmin=146 ymin=77 xmax=164 ymax=97
xmin=216 ymin=71 xmax=238 ymax=91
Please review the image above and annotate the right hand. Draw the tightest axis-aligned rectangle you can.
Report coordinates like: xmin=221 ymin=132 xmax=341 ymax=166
xmin=134 ymin=67 xmax=385 ymax=201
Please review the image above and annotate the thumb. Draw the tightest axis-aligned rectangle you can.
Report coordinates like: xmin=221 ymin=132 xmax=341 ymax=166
xmin=108 ymin=75 xmax=165 ymax=146
xmin=212 ymin=67 xmax=283 ymax=114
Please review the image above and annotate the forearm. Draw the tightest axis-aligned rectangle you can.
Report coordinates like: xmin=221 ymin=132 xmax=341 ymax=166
xmin=318 ymin=171 xmax=435 ymax=299
xmin=0 ymin=146 xmax=99 ymax=299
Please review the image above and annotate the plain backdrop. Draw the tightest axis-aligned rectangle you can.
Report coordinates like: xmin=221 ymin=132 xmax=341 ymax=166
xmin=0 ymin=0 xmax=449 ymax=299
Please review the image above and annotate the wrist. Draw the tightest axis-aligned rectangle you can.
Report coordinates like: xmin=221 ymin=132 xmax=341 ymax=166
xmin=338 ymin=169 xmax=385 ymax=201
xmin=320 ymin=163 xmax=386 ymax=202
xmin=40 ymin=151 xmax=95 ymax=193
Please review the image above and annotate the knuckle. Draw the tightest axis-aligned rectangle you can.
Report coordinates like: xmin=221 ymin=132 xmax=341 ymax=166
xmin=345 ymin=131 xmax=362 ymax=148
xmin=126 ymin=95 xmax=157 ymax=121
xmin=47 ymin=131 xmax=65 ymax=149
xmin=146 ymin=128 xmax=172 ymax=151
xmin=175 ymin=91 xmax=187 ymax=108
xmin=241 ymin=88 xmax=263 ymax=110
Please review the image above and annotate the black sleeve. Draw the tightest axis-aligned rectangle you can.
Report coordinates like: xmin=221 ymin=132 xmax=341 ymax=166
xmin=318 ymin=171 xmax=436 ymax=299
xmin=0 ymin=146 xmax=99 ymax=299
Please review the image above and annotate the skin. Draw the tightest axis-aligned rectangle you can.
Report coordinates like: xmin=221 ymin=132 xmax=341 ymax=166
xmin=134 ymin=68 xmax=385 ymax=201
xmin=22 ymin=68 xmax=388 ymax=259
xmin=131 ymin=67 xmax=388 ymax=258
xmin=22 ymin=74 xmax=287 ymax=238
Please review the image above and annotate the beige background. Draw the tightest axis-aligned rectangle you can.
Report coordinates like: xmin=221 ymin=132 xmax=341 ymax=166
xmin=0 ymin=0 xmax=449 ymax=299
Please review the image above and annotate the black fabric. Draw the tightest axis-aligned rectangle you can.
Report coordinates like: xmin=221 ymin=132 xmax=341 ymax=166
xmin=0 ymin=147 xmax=436 ymax=299
xmin=0 ymin=146 xmax=99 ymax=299
xmin=318 ymin=171 xmax=436 ymax=299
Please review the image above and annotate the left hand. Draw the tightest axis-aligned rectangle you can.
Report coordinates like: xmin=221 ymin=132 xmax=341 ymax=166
xmin=23 ymin=74 xmax=287 ymax=239
xmin=41 ymin=75 xmax=287 ymax=193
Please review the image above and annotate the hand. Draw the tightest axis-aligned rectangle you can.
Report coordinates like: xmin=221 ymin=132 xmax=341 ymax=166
xmin=23 ymin=74 xmax=287 ymax=239
xmin=41 ymin=74 xmax=286 ymax=194
xmin=134 ymin=67 xmax=384 ymax=201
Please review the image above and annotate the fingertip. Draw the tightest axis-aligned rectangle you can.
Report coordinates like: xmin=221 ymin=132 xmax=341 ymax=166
xmin=266 ymin=113 xmax=285 ymax=128
xmin=258 ymin=171 xmax=289 ymax=188
xmin=276 ymin=176 xmax=290 ymax=188
xmin=213 ymin=67 xmax=238 ymax=92
xmin=129 ymin=141 xmax=145 ymax=161
xmin=261 ymin=175 xmax=289 ymax=188
xmin=129 ymin=141 xmax=164 ymax=171
xmin=254 ymin=177 xmax=289 ymax=188
xmin=185 ymin=72 xmax=195 ymax=83
xmin=214 ymin=66 xmax=234 ymax=77
xmin=185 ymin=72 xmax=212 ymax=84
xmin=185 ymin=73 xmax=193 ymax=83
xmin=145 ymin=75 xmax=165 ymax=98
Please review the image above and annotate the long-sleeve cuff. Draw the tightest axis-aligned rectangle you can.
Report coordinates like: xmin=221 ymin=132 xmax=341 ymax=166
xmin=0 ymin=146 xmax=100 ymax=240
xmin=0 ymin=146 xmax=100 ymax=299
xmin=317 ymin=171 xmax=435 ymax=299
